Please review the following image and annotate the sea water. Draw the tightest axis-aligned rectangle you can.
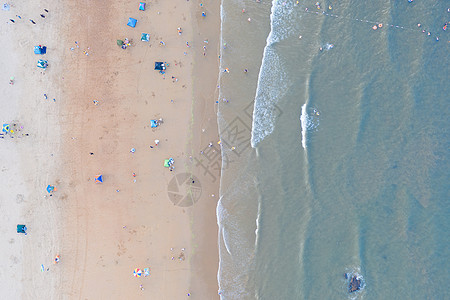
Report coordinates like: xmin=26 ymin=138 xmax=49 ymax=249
xmin=216 ymin=0 xmax=449 ymax=299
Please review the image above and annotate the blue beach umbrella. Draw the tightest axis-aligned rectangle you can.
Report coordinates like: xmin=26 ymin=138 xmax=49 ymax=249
xmin=127 ymin=18 xmax=137 ymax=28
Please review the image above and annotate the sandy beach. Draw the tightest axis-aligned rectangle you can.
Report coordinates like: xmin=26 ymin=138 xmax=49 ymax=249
xmin=1 ymin=0 xmax=220 ymax=299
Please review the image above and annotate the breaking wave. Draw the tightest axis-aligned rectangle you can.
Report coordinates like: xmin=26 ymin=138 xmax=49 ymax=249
xmin=300 ymin=103 xmax=320 ymax=149
xmin=250 ymin=0 xmax=297 ymax=147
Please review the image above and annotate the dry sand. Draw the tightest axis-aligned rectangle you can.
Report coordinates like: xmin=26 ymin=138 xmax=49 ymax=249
xmin=1 ymin=0 xmax=220 ymax=299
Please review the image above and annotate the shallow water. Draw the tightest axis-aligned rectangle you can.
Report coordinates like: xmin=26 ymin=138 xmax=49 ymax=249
xmin=217 ymin=1 xmax=449 ymax=299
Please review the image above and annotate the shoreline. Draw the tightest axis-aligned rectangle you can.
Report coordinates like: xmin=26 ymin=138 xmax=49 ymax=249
xmin=190 ymin=0 xmax=222 ymax=297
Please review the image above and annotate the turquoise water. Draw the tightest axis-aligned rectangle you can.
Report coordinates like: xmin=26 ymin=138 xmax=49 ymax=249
xmin=217 ymin=1 xmax=449 ymax=299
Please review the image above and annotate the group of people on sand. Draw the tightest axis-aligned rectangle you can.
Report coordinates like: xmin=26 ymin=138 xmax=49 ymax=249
xmin=8 ymin=8 xmax=49 ymax=24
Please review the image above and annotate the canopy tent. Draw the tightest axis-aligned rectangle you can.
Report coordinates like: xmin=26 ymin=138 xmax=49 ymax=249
xmin=17 ymin=224 xmax=27 ymax=235
xmin=46 ymin=185 xmax=55 ymax=193
xmin=133 ymin=268 xmax=142 ymax=277
xmin=127 ymin=18 xmax=137 ymax=28
xmin=144 ymin=268 xmax=150 ymax=277
xmin=164 ymin=158 xmax=174 ymax=168
xmin=139 ymin=2 xmax=146 ymax=11
xmin=37 ymin=59 xmax=48 ymax=69
xmin=34 ymin=45 xmax=47 ymax=54
xmin=94 ymin=175 xmax=103 ymax=183
xmin=2 ymin=124 xmax=10 ymax=133
xmin=150 ymin=120 xmax=158 ymax=128
xmin=141 ymin=33 xmax=150 ymax=42
xmin=154 ymin=62 xmax=166 ymax=71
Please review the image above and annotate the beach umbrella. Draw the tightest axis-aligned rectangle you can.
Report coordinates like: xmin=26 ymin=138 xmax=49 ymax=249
xmin=127 ymin=18 xmax=137 ymax=28
xmin=133 ymin=268 xmax=142 ymax=277
xmin=2 ymin=124 xmax=10 ymax=133
xmin=46 ymin=185 xmax=55 ymax=193
xmin=117 ymin=40 xmax=124 ymax=46
xmin=139 ymin=2 xmax=146 ymax=11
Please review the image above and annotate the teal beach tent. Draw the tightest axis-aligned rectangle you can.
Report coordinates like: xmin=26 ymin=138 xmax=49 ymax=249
xmin=17 ymin=225 xmax=27 ymax=235
xmin=141 ymin=33 xmax=150 ymax=42
xmin=37 ymin=59 xmax=48 ymax=69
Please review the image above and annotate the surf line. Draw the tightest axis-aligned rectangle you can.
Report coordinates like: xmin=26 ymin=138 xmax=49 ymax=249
xmin=299 ymin=7 xmax=442 ymax=41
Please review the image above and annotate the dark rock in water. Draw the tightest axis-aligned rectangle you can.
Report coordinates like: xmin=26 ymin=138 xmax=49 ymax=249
xmin=349 ymin=275 xmax=361 ymax=293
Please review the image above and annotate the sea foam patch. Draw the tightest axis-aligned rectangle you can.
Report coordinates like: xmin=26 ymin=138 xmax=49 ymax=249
xmin=300 ymin=103 xmax=320 ymax=149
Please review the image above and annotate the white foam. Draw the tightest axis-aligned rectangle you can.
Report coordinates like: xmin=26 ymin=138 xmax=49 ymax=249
xmin=300 ymin=104 xmax=308 ymax=149
xmin=250 ymin=0 xmax=298 ymax=148
xmin=251 ymin=46 xmax=288 ymax=147
xmin=300 ymin=103 xmax=320 ymax=149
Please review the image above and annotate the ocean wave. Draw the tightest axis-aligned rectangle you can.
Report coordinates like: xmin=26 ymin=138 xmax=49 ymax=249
xmin=250 ymin=0 xmax=299 ymax=148
xmin=300 ymin=103 xmax=320 ymax=149
xmin=251 ymin=46 xmax=288 ymax=147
